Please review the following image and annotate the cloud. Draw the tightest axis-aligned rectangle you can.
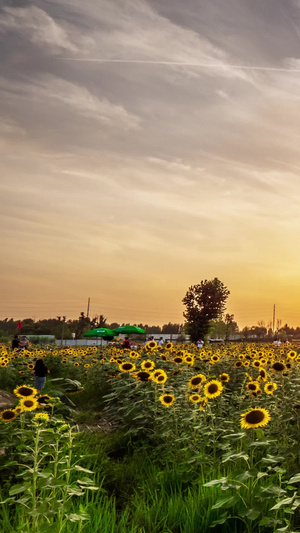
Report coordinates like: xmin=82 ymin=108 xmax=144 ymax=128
xmin=2 ymin=0 xmax=300 ymax=326
xmin=147 ymin=156 xmax=193 ymax=173
xmin=54 ymin=0 xmax=255 ymax=84
xmin=0 ymin=5 xmax=77 ymax=53
xmin=0 ymin=75 xmax=141 ymax=130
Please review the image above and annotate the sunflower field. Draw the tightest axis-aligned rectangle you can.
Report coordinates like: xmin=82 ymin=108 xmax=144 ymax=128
xmin=1 ymin=340 xmax=300 ymax=532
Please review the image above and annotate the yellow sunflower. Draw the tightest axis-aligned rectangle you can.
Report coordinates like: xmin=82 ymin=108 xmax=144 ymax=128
xmin=14 ymin=385 xmax=37 ymax=398
xmin=188 ymin=374 xmax=206 ymax=389
xmin=189 ymin=394 xmax=202 ymax=403
xmin=264 ymin=382 xmax=278 ymax=395
xmin=134 ymin=371 xmax=151 ymax=382
xmin=0 ymin=409 xmax=18 ymax=422
xmin=151 ymin=370 xmax=168 ymax=384
xmin=259 ymin=358 xmax=268 ymax=366
xmin=119 ymin=362 xmax=136 ymax=373
xmin=271 ymin=362 xmax=286 ymax=373
xmin=288 ymin=350 xmax=297 ymax=360
xmin=34 ymin=412 xmax=50 ymax=421
xmin=219 ymin=373 xmax=230 ymax=383
xmin=19 ymin=398 xmax=39 ymax=411
xmin=246 ymin=381 xmax=260 ymax=393
xmin=159 ymin=394 xmax=175 ymax=407
xmin=141 ymin=360 xmax=155 ymax=371
xmin=252 ymin=360 xmax=261 ymax=368
xmin=173 ymin=356 xmax=184 ymax=364
xmin=240 ymin=408 xmax=271 ymax=429
xmin=145 ymin=341 xmax=158 ymax=350
xmin=258 ymin=368 xmax=268 ymax=381
xmin=204 ymin=380 xmax=223 ymax=399
xmin=130 ymin=351 xmax=141 ymax=359
xmin=36 ymin=395 xmax=53 ymax=407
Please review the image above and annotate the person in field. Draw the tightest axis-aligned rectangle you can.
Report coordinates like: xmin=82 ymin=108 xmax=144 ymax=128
xmin=19 ymin=336 xmax=29 ymax=350
xmin=32 ymin=359 xmax=50 ymax=393
xmin=122 ymin=337 xmax=131 ymax=349
xmin=11 ymin=335 xmax=19 ymax=350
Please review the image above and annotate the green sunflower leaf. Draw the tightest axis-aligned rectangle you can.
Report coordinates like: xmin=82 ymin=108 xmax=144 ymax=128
xmin=212 ymin=494 xmax=239 ymax=509
xmin=210 ymin=512 xmax=229 ymax=527
xmin=74 ymin=465 xmax=94 ymax=474
xmin=221 ymin=432 xmax=245 ymax=440
xmin=270 ymin=493 xmax=297 ymax=510
xmin=9 ymin=485 xmax=27 ymax=496
xmin=203 ymin=477 xmax=227 ymax=487
xmin=222 ymin=451 xmax=249 ymax=463
xmin=288 ymin=474 xmax=300 ymax=484
xmin=234 ymin=470 xmax=256 ymax=482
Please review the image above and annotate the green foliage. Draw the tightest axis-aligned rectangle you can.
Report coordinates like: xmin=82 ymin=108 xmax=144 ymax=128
xmin=0 ymin=412 xmax=99 ymax=532
xmin=0 ymin=364 xmax=21 ymax=391
xmin=209 ymin=314 xmax=239 ymax=340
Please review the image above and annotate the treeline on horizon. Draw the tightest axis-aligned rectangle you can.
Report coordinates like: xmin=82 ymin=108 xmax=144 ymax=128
xmin=0 ymin=313 xmax=184 ymax=339
xmin=0 ymin=313 xmax=299 ymax=342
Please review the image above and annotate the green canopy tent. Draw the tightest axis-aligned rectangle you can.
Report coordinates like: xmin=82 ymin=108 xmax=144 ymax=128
xmin=112 ymin=325 xmax=146 ymax=335
xmin=83 ymin=328 xmax=118 ymax=344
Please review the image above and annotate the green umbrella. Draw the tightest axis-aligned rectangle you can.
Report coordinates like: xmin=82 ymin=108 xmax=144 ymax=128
xmin=112 ymin=325 xmax=146 ymax=335
xmin=83 ymin=328 xmax=117 ymax=338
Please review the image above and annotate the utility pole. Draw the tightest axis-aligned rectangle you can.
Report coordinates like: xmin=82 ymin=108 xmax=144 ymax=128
xmin=87 ymin=297 xmax=90 ymax=318
xmin=61 ymin=320 xmax=65 ymax=346
xmin=272 ymin=304 xmax=276 ymax=334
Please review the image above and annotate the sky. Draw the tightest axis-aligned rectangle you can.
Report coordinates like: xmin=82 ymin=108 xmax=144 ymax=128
xmin=1 ymin=0 xmax=300 ymax=328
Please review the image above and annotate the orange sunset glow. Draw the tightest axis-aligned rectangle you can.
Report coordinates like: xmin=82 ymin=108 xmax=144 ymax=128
xmin=2 ymin=0 xmax=300 ymax=329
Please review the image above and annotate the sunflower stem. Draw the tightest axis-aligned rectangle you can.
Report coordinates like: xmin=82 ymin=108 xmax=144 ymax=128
xmin=32 ymin=426 xmax=41 ymax=533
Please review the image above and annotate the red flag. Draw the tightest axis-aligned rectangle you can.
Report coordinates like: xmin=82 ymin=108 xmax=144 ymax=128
xmin=17 ymin=321 xmax=22 ymax=330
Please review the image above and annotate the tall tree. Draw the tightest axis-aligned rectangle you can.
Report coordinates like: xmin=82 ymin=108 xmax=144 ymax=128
xmin=182 ymin=278 xmax=230 ymax=343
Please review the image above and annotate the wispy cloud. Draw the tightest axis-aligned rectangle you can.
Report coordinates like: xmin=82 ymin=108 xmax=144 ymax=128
xmin=0 ymin=6 xmax=77 ymax=52
xmin=0 ymin=75 xmax=141 ymax=130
